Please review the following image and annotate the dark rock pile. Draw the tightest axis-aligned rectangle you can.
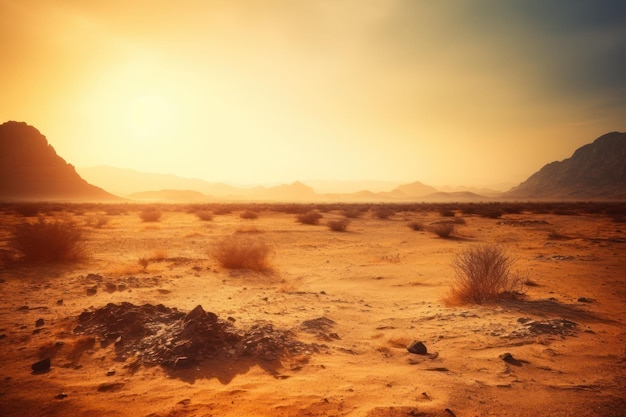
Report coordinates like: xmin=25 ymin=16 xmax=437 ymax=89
xmin=509 ymin=318 xmax=578 ymax=338
xmin=74 ymin=302 xmax=319 ymax=368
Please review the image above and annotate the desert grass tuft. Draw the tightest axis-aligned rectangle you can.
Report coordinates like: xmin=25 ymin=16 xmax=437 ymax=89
xmin=195 ymin=210 xmax=213 ymax=221
xmin=139 ymin=208 xmax=162 ymax=222
xmin=210 ymin=234 xmax=273 ymax=272
xmin=9 ymin=217 xmax=86 ymax=264
xmin=408 ymin=221 xmax=425 ymax=231
xmin=445 ymin=244 xmax=526 ymax=305
xmin=239 ymin=210 xmax=259 ymax=220
xmin=327 ymin=218 xmax=350 ymax=232
xmin=429 ymin=222 xmax=456 ymax=238
xmin=296 ymin=211 xmax=323 ymax=225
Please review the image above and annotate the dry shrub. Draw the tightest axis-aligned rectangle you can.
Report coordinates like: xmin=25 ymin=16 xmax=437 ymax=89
xmin=447 ymin=244 xmax=526 ymax=305
xmin=195 ymin=210 xmax=213 ymax=221
xmin=296 ymin=211 xmax=323 ymax=225
xmin=9 ymin=217 xmax=86 ymax=263
xmin=374 ymin=206 xmax=394 ymax=219
xmin=240 ymin=210 xmax=259 ymax=220
xmin=86 ymin=215 xmax=110 ymax=228
xmin=139 ymin=208 xmax=162 ymax=222
xmin=327 ymin=218 xmax=350 ymax=232
xmin=429 ymin=222 xmax=456 ymax=238
xmin=341 ymin=208 xmax=362 ymax=219
xmin=408 ymin=221 xmax=424 ymax=231
xmin=211 ymin=234 xmax=273 ymax=272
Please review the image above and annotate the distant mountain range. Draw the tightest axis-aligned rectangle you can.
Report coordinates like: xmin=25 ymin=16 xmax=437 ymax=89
xmin=0 ymin=121 xmax=118 ymax=201
xmin=1 ymin=121 xmax=624 ymax=202
xmin=79 ymin=165 xmax=493 ymax=202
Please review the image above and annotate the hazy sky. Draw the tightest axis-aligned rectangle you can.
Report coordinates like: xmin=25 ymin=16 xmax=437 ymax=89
xmin=1 ymin=0 xmax=625 ymax=187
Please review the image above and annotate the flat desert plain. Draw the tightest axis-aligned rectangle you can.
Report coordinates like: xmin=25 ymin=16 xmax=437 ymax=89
xmin=0 ymin=203 xmax=625 ymax=417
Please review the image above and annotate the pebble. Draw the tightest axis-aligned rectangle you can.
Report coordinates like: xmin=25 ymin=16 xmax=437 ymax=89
xmin=407 ymin=341 xmax=428 ymax=355
xmin=32 ymin=357 xmax=51 ymax=373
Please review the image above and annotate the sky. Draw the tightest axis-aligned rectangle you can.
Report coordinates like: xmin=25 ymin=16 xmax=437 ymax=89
xmin=1 ymin=0 xmax=625 ymax=189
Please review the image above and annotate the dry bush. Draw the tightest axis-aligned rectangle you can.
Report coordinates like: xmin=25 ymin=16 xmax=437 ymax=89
xmin=9 ymin=217 xmax=86 ymax=263
xmin=86 ymin=215 xmax=110 ymax=228
xmin=447 ymin=244 xmax=526 ymax=305
xmin=236 ymin=226 xmax=262 ymax=234
xmin=429 ymin=222 xmax=456 ymax=238
xmin=440 ymin=209 xmax=455 ymax=217
xmin=211 ymin=234 xmax=273 ymax=272
xmin=408 ymin=221 xmax=425 ymax=231
xmin=195 ymin=210 xmax=213 ymax=221
xmin=139 ymin=208 xmax=162 ymax=222
xmin=327 ymin=218 xmax=350 ymax=232
xmin=296 ymin=211 xmax=323 ymax=225
xmin=240 ymin=210 xmax=259 ymax=220
xmin=374 ymin=206 xmax=395 ymax=219
xmin=341 ymin=208 xmax=362 ymax=219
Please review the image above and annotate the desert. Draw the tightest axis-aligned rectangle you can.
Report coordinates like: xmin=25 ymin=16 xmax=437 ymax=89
xmin=0 ymin=201 xmax=625 ymax=417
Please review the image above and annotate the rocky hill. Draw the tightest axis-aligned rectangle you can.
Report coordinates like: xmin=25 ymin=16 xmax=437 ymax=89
xmin=0 ymin=121 xmax=118 ymax=201
xmin=506 ymin=132 xmax=626 ymax=199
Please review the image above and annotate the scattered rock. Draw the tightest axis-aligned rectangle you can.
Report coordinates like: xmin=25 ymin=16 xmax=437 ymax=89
xmin=56 ymin=299 xmax=63 ymax=305
xmin=499 ymin=352 xmax=523 ymax=366
xmin=74 ymin=302 xmax=321 ymax=369
xmin=55 ymin=393 xmax=67 ymax=400
xmin=97 ymin=382 xmax=125 ymax=392
xmin=0 ymin=334 xmax=6 ymax=340
xmin=86 ymin=286 xmax=97 ymax=296
xmin=407 ymin=341 xmax=427 ymax=355
xmin=173 ymin=357 xmax=196 ymax=369
xmin=578 ymin=297 xmax=593 ymax=303
xmin=106 ymin=369 xmax=116 ymax=376
xmin=105 ymin=283 xmax=117 ymax=293
xmin=31 ymin=357 xmax=51 ymax=373
xmin=300 ymin=317 xmax=336 ymax=333
xmin=35 ymin=318 xmax=44 ymax=327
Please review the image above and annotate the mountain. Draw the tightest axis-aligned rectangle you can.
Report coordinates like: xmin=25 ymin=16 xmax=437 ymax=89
xmin=390 ymin=181 xmax=438 ymax=197
xmin=0 ymin=121 xmax=118 ymax=201
xmin=505 ymin=132 xmax=626 ymax=199
xmin=128 ymin=189 xmax=212 ymax=202
xmin=78 ymin=166 xmax=247 ymax=197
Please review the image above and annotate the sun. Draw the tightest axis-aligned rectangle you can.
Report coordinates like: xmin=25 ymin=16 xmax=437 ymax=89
xmin=125 ymin=94 xmax=175 ymax=141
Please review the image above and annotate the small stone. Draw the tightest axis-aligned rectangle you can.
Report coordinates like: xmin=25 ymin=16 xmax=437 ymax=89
xmin=32 ymin=357 xmax=51 ymax=373
xmin=35 ymin=318 xmax=45 ymax=327
xmin=56 ymin=299 xmax=63 ymax=305
xmin=106 ymin=369 xmax=116 ymax=376
xmin=407 ymin=341 xmax=428 ymax=355
xmin=174 ymin=357 xmax=196 ymax=369
xmin=86 ymin=286 xmax=97 ymax=296
xmin=499 ymin=352 xmax=522 ymax=366
xmin=577 ymin=297 xmax=593 ymax=303
xmin=55 ymin=393 xmax=68 ymax=399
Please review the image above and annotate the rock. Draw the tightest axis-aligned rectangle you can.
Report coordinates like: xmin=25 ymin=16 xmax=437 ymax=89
xmin=35 ymin=318 xmax=44 ymax=327
xmin=499 ymin=352 xmax=522 ymax=366
xmin=86 ymin=286 xmax=97 ymax=296
xmin=106 ymin=369 xmax=116 ymax=376
xmin=578 ymin=297 xmax=593 ymax=303
xmin=32 ymin=357 xmax=51 ymax=373
xmin=174 ymin=357 xmax=196 ymax=369
xmin=55 ymin=393 xmax=67 ymax=399
xmin=56 ymin=299 xmax=63 ymax=305
xmin=407 ymin=341 xmax=428 ymax=355
xmin=97 ymin=382 xmax=125 ymax=392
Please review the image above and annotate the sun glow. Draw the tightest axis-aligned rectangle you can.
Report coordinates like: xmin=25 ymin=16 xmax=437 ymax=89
xmin=125 ymin=94 xmax=175 ymax=141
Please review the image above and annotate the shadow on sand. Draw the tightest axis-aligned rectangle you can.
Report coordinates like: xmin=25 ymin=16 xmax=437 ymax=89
xmin=498 ymin=298 xmax=619 ymax=324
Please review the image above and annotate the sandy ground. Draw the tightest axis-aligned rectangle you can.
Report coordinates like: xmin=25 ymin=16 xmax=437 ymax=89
xmin=0 ymin=204 xmax=625 ymax=417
